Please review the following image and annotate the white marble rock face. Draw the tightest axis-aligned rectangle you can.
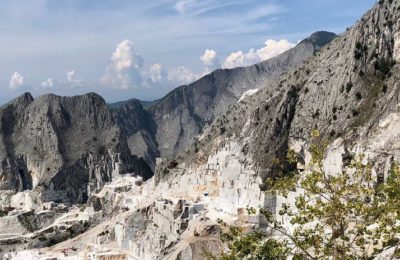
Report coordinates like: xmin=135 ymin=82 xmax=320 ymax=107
xmin=394 ymin=31 xmax=400 ymax=62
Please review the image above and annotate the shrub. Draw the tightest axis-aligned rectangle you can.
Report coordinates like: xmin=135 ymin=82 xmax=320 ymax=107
xmin=167 ymin=160 xmax=179 ymax=169
xmin=346 ymin=82 xmax=353 ymax=93
xmin=374 ymin=58 xmax=394 ymax=75
xmin=38 ymin=236 xmax=47 ymax=241
xmin=382 ymin=84 xmax=388 ymax=93
xmin=214 ymin=137 xmax=400 ymax=259
xmin=355 ymin=92 xmax=362 ymax=100
xmin=220 ymin=127 xmax=226 ymax=134
xmin=352 ymin=109 xmax=360 ymax=117
xmin=354 ymin=50 xmax=362 ymax=59
xmin=312 ymin=109 xmax=320 ymax=119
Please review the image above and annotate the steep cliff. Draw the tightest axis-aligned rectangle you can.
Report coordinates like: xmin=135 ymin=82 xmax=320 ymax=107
xmin=0 ymin=93 xmax=152 ymax=204
xmin=149 ymin=31 xmax=336 ymax=160
xmin=113 ymin=31 xmax=336 ymax=169
xmin=4 ymin=1 xmax=400 ymax=258
xmin=180 ymin=0 xmax=400 ymax=180
xmin=111 ymin=99 xmax=159 ymax=169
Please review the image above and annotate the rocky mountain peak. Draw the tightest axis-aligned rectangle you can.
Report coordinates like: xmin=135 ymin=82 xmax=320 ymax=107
xmin=174 ymin=0 xmax=400 ymax=181
xmin=3 ymin=92 xmax=34 ymax=110
xmin=300 ymin=31 xmax=337 ymax=49
xmin=112 ymin=31 xmax=337 ymax=169
xmin=0 ymin=92 xmax=152 ymax=202
xmin=3 ymin=2 xmax=400 ymax=259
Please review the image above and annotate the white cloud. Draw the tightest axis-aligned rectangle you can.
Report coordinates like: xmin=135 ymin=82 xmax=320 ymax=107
xmin=257 ymin=39 xmax=295 ymax=60
xmin=9 ymin=72 xmax=24 ymax=90
xmin=222 ymin=51 xmax=246 ymax=69
xmin=167 ymin=66 xmax=198 ymax=85
xmin=200 ymin=49 xmax=220 ymax=75
xmin=66 ymin=71 xmax=74 ymax=83
xmin=222 ymin=39 xmax=295 ymax=69
xmin=148 ymin=63 xmax=166 ymax=83
xmin=101 ymin=40 xmax=202 ymax=90
xmin=41 ymin=78 xmax=54 ymax=88
xmin=200 ymin=49 xmax=219 ymax=67
xmin=101 ymin=39 xmax=143 ymax=89
xmin=66 ymin=70 xmax=84 ymax=87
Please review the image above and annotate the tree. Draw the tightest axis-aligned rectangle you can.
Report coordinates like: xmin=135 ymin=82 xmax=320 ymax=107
xmin=213 ymin=132 xmax=400 ymax=259
xmin=206 ymin=219 xmax=289 ymax=260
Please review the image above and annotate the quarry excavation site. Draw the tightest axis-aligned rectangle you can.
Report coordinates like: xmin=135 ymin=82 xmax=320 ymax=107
xmin=1 ymin=0 xmax=400 ymax=259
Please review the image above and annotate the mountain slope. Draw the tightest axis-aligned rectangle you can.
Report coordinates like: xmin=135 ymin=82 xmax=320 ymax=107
xmin=113 ymin=31 xmax=336 ymax=168
xmin=178 ymin=0 xmax=400 ymax=179
xmin=111 ymin=99 xmax=159 ymax=169
xmin=149 ymin=31 xmax=336 ymax=159
xmin=5 ymin=1 xmax=400 ymax=259
xmin=0 ymin=92 xmax=152 ymax=203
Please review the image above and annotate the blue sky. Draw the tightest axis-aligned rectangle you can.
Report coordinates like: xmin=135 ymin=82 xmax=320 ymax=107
xmin=0 ymin=0 xmax=376 ymax=104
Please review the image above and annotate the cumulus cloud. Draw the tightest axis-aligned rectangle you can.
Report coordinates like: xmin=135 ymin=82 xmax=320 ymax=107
xmin=101 ymin=39 xmax=144 ymax=89
xmin=167 ymin=66 xmax=198 ymax=85
xmin=9 ymin=72 xmax=24 ymax=90
xmin=222 ymin=39 xmax=295 ymax=69
xmin=200 ymin=49 xmax=220 ymax=75
xmin=148 ymin=63 xmax=167 ymax=84
xmin=66 ymin=70 xmax=84 ymax=87
xmin=41 ymin=78 xmax=54 ymax=88
xmin=257 ymin=39 xmax=296 ymax=60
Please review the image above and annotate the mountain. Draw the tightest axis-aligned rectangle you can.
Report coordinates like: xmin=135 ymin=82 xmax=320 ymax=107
xmin=108 ymin=98 xmax=159 ymax=109
xmin=191 ymin=0 xmax=400 ymax=180
xmin=86 ymin=0 xmax=399 ymax=258
xmin=3 ymin=0 xmax=400 ymax=257
xmin=113 ymin=31 xmax=337 ymax=169
xmin=0 ymin=92 xmax=152 ymax=204
xmin=110 ymin=99 xmax=159 ymax=169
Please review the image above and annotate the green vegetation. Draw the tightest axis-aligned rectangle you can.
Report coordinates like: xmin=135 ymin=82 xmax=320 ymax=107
xmin=355 ymin=92 xmax=362 ymax=101
xmin=345 ymin=82 xmax=353 ymax=93
xmin=212 ymin=133 xmax=400 ymax=259
xmin=382 ymin=84 xmax=388 ymax=93
xmin=206 ymin=222 xmax=289 ymax=260
xmin=374 ymin=57 xmax=396 ymax=76
xmin=354 ymin=50 xmax=362 ymax=60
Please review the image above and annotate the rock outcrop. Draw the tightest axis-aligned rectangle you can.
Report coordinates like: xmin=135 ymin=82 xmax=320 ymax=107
xmin=111 ymin=98 xmax=159 ymax=169
xmin=3 ymin=0 xmax=400 ymax=259
xmin=149 ymin=31 xmax=336 ymax=160
xmin=188 ymin=0 xmax=400 ymax=181
xmin=112 ymin=32 xmax=337 ymax=169
xmin=0 ymin=93 xmax=152 ymax=204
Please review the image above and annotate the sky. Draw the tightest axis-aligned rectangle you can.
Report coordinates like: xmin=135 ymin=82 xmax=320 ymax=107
xmin=0 ymin=0 xmax=376 ymax=104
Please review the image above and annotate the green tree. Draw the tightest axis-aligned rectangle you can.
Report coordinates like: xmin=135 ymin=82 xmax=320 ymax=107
xmin=214 ymin=134 xmax=400 ymax=259
xmin=206 ymin=219 xmax=289 ymax=260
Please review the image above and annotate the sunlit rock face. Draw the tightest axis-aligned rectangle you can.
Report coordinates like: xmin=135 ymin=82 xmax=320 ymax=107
xmin=3 ymin=1 xmax=400 ymax=259
xmin=0 ymin=92 xmax=152 ymax=204
xmin=395 ymin=31 xmax=400 ymax=62
xmin=112 ymin=140 xmax=271 ymax=260
xmin=157 ymin=141 xmax=268 ymax=214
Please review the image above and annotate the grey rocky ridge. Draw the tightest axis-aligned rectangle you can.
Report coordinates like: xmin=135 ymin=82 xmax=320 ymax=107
xmin=1 ymin=0 xmax=400 ymax=258
xmin=111 ymin=31 xmax=336 ymax=169
xmin=0 ymin=92 xmax=152 ymax=203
